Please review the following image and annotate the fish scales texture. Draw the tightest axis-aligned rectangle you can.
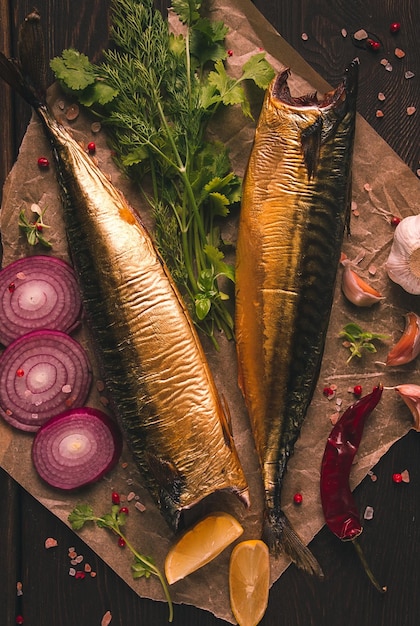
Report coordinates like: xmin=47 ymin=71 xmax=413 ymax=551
xmin=42 ymin=110 xmax=249 ymax=526
xmin=0 ymin=13 xmax=249 ymax=530
xmin=236 ymin=62 xmax=358 ymax=571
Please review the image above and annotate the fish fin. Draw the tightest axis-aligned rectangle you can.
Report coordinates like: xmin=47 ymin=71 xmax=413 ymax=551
xmin=264 ymin=509 xmax=324 ymax=578
xmin=300 ymin=117 xmax=323 ymax=180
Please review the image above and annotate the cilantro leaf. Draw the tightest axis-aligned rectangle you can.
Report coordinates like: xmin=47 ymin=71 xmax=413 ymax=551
xmin=172 ymin=0 xmax=201 ymax=25
xmin=50 ymin=49 xmax=96 ymax=91
xmin=241 ymin=52 xmax=275 ymax=89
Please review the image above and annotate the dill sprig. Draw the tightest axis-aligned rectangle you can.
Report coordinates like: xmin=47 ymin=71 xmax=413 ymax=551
xmin=51 ymin=0 xmax=274 ymax=347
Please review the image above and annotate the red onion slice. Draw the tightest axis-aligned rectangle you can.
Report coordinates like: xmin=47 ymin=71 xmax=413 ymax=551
xmin=0 ymin=329 xmax=92 ymax=432
xmin=32 ymin=407 xmax=122 ymax=490
xmin=0 ymin=255 xmax=82 ymax=345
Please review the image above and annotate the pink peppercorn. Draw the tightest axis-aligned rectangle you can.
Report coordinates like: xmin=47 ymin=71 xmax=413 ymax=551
xmin=16 ymin=616 xmax=24 ymax=625
xmin=87 ymin=142 xmax=96 ymax=154
xmin=392 ymin=473 xmax=403 ymax=483
xmin=293 ymin=493 xmax=303 ymax=505
xmin=118 ymin=537 xmax=126 ymax=548
xmin=390 ymin=22 xmax=401 ymax=34
xmin=37 ymin=156 xmax=50 ymax=169
xmin=353 ymin=385 xmax=362 ymax=397
xmin=119 ymin=506 xmax=129 ymax=515
xmin=111 ymin=491 xmax=120 ymax=505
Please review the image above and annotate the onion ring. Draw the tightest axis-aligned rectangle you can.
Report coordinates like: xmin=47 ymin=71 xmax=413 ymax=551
xmin=0 ymin=255 xmax=82 ymax=345
xmin=0 ymin=329 xmax=92 ymax=431
xmin=32 ymin=407 xmax=122 ymax=490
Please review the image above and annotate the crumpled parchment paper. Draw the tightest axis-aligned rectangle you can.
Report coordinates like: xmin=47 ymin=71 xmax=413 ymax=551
xmin=1 ymin=0 xmax=419 ymax=622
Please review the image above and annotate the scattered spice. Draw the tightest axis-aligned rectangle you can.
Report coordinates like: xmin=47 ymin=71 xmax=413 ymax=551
xmin=392 ymin=472 xmax=403 ymax=483
xmin=391 ymin=216 xmax=401 ymax=227
xmin=389 ymin=22 xmax=401 ymax=34
xmin=44 ymin=537 xmax=58 ymax=549
xmin=375 ymin=110 xmax=384 ymax=118
xmin=293 ymin=492 xmax=303 ymax=505
xmin=407 ymin=106 xmax=416 ymax=116
xmin=367 ymin=38 xmax=381 ymax=51
xmin=134 ymin=500 xmax=147 ymax=512
xmin=227 ymin=49 xmax=233 ymax=57
xmin=15 ymin=616 xmax=24 ymax=625
xmin=341 ymin=28 xmax=347 ymax=37
xmin=394 ymin=48 xmax=405 ymax=59
xmin=353 ymin=29 xmax=368 ymax=41
xmin=37 ymin=156 xmax=49 ymax=169
xmin=405 ymin=71 xmax=415 ymax=79
xmin=87 ymin=141 xmax=96 ymax=154
xmin=377 ymin=92 xmax=386 ymax=101
xmin=353 ymin=385 xmax=363 ymax=397
xmin=301 ymin=32 xmax=309 ymax=41
xmin=111 ymin=491 xmax=121 ymax=505
xmin=363 ymin=506 xmax=374 ymax=520
xmin=16 ymin=582 xmax=23 ymax=596
xmin=401 ymin=469 xmax=410 ymax=483
xmin=101 ymin=610 xmax=113 ymax=626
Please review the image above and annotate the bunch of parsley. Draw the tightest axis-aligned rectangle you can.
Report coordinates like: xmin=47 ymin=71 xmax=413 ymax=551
xmin=51 ymin=0 xmax=274 ymax=347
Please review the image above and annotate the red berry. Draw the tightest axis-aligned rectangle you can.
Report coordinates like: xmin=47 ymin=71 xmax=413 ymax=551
xmin=36 ymin=223 xmax=43 ymax=232
xmin=323 ymin=386 xmax=334 ymax=398
xmin=16 ymin=368 xmax=25 ymax=378
xmin=353 ymin=385 xmax=362 ymax=397
xmin=87 ymin=141 xmax=96 ymax=154
xmin=293 ymin=492 xmax=303 ymax=505
xmin=227 ymin=49 xmax=233 ymax=57
xmin=16 ymin=617 xmax=24 ymax=625
xmin=390 ymin=22 xmax=401 ymax=34
xmin=391 ymin=216 xmax=401 ymax=227
xmin=8 ymin=282 xmax=16 ymax=293
xmin=37 ymin=156 xmax=50 ymax=169
xmin=367 ymin=38 xmax=381 ymax=51
xmin=75 ymin=570 xmax=86 ymax=579
xmin=392 ymin=473 xmax=403 ymax=483
xmin=118 ymin=537 xmax=126 ymax=548
xmin=111 ymin=491 xmax=120 ymax=504
xmin=119 ymin=506 xmax=129 ymax=515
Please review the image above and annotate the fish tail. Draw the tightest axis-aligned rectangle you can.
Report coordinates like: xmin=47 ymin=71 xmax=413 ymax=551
xmin=0 ymin=9 xmax=47 ymax=110
xmin=264 ymin=509 xmax=324 ymax=577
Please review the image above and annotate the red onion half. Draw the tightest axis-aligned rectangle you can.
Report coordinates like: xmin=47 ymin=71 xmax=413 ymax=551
xmin=0 ymin=255 xmax=82 ymax=346
xmin=32 ymin=407 xmax=122 ymax=490
xmin=0 ymin=329 xmax=92 ymax=432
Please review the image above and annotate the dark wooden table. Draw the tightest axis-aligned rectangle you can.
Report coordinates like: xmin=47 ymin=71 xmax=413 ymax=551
xmin=1 ymin=1 xmax=419 ymax=624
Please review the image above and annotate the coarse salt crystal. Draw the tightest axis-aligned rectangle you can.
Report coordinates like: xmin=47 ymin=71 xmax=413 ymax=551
xmin=354 ymin=29 xmax=368 ymax=41
xmin=378 ymin=92 xmax=386 ymax=101
xmin=44 ymin=537 xmax=58 ymax=549
xmin=84 ymin=563 xmax=92 ymax=572
xmin=127 ymin=491 xmax=136 ymax=502
xmin=363 ymin=505 xmax=374 ymax=520
xmin=341 ymin=28 xmax=347 ymax=37
xmin=385 ymin=63 xmax=393 ymax=72
xmin=380 ymin=58 xmax=389 ymax=66
xmin=101 ymin=610 xmax=113 ymax=626
xmin=301 ymin=32 xmax=309 ymax=41
xmin=75 ymin=555 xmax=84 ymax=563
xmin=401 ymin=469 xmax=410 ymax=483
xmin=16 ymin=272 xmax=26 ymax=280
xmin=330 ymin=412 xmax=340 ymax=425
xmin=135 ymin=501 xmax=146 ymax=512
xmin=368 ymin=264 xmax=377 ymax=275
xmin=69 ymin=567 xmax=76 ymax=577
xmin=407 ymin=106 xmax=416 ymax=116
xmin=376 ymin=110 xmax=384 ymax=118
xmin=394 ymin=48 xmax=405 ymax=58
xmin=363 ymin=183 xmax=372 ymax=192
xmin=405 ymin=71 xmax=415 ymax=79
xmin=61 ymin=384 xmax=72 ymax=393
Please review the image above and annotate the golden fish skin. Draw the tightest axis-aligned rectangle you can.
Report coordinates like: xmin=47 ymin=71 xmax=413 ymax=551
xmin=0 ymin=16 xmax=249 ymax=529
xmin=235 ymin=61 xmax=358 ymax=572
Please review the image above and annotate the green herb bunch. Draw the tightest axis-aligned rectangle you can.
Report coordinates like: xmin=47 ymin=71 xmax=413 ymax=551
xmin=51 ymin=0 xmax=274 ymax=347
xmin=69 ymin=503 xmax=173 ymax=621
xmin=340 ymin=322 xmax=390 ymax=363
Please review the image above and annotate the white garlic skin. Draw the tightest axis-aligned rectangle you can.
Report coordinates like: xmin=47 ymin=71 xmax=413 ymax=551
xmin=385 ymin=215 xmax=420 ymax=295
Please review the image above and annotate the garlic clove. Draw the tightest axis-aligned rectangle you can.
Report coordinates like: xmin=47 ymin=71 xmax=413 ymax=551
xmin=341 ymin=263 xmax=384 ymax=307
xmin=395 ymin=384 xmax=420 ymax=431
xmin=386 ymin=312 xmax=420 ymax=366
xmin=385 ymin=215 xmax=420 ymax=295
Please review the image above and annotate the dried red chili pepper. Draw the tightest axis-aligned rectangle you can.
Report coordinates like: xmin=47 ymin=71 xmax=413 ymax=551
xmin=320 ymin=384 xmax=386 ymax=592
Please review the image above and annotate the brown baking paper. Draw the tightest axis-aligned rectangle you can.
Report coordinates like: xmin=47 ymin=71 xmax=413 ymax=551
xmin=1 ymin=0 xmax=419 ymax=622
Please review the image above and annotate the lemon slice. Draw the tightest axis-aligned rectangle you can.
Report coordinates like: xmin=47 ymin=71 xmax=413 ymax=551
xmin=229 ymin=539 xmax=270 ymax=626
xmin=164 ymin=512 xmax=243 ymax=584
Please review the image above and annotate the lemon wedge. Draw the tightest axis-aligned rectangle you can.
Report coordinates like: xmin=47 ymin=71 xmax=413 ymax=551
xmin=164 ymin=512 xmax=243 ymax=585
xmin=229 ymin=539 xmax=270 ymax=626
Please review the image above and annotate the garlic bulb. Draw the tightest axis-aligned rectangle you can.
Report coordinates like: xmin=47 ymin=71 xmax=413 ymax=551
xmin=386 ymin=215 xmax=420 ymax=294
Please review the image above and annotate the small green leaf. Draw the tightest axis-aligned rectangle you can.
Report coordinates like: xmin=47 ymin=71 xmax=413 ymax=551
xmin=204 ymin=244 xmax=235 ymax=283
xmin=50 ymin=49 xmax=96 ymax=91
xmin=172 ymin=0 xmax=201 ymax=25
xmin=241 ymin=52 xmax=275 ymax=89
xmin=195 ymin=296 xmax=211 ymax=320
xmin=68 ymin=504 xmax=95 ymax=530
